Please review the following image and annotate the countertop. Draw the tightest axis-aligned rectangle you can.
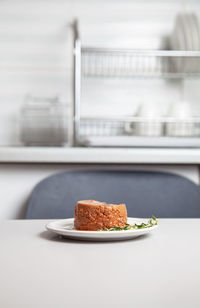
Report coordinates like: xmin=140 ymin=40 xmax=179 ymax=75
xmin=0 ymin=219 xmax=200 ymax=308
xmin=1 ymin=146 xmax=200 ymax=163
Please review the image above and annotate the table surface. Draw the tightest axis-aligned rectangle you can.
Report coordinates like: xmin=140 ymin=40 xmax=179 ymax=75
xmin=0 ymin=219 xmax=200 ymax=308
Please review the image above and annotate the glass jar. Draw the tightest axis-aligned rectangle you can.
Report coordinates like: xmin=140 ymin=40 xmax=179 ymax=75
xmin=20 ymin=95 xmax=68 ymax=146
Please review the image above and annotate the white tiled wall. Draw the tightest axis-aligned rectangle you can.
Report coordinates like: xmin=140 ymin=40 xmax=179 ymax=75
xmin=0 ymin=0 xmax=200 ymax=144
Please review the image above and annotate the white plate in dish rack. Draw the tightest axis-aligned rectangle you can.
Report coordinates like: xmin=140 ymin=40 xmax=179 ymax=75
xmin=46 ymin=217 xmax=158 ymax=241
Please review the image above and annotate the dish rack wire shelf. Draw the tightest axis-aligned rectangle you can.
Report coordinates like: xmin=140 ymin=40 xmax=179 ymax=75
xmin=72 ymin=20 xmax=200 ymax=148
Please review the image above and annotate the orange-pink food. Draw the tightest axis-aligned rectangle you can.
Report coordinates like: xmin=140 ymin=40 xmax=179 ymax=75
xmin=74 ymin=200 xmax=127 ymax=231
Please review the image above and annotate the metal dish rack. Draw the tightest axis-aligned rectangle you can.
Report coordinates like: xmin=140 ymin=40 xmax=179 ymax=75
xmin=72 ymin=20 xmax=200 ymax=148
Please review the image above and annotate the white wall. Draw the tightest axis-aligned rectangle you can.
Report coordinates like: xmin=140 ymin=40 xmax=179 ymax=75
xmin=0 ymin=163 xmax=199 ymax=219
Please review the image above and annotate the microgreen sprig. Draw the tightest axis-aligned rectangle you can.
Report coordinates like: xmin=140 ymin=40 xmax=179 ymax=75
xmin=98 ymin=216 xmax=158 ymax=231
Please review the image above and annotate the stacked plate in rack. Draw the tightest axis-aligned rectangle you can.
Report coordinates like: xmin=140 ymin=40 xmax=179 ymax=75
xmin=170 ymin=13 xmax=200 ymax=73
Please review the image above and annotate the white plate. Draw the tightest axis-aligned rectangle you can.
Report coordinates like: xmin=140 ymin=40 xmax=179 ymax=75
xmin=179 ymin=14 xmax=192 ymax=72
xmin=177 ymin=14 xmax=187 ymax=50
xmin=46 ymin=217 xmax=158 ymax=241
xmin=190 ymin=14 xmax=200 ymax=73
xmin=170 ymin=14 xmax=186 ymax=72
xmin=190 ymin=13 xmax=200 ymax=51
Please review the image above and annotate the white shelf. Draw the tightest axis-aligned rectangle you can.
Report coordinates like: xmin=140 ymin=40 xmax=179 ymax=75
xmin=80 ymin=136 xmax=200 ymax=147
xmin=0 ymin=146 xmax=200 ymax=164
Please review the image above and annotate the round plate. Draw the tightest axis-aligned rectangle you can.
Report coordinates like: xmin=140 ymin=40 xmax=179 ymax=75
xmin=46 ymin=217 xmax=158 ymax=241
xmin=190 ymin=14 xmax=200 ymax=51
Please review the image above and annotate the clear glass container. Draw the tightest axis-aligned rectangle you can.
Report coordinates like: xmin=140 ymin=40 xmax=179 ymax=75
xmin=20 ymin=95 xmax=68 ymax=146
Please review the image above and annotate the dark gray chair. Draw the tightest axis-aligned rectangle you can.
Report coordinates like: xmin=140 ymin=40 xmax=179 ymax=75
xmin=25 ymin=170 xmax=200 ymax=219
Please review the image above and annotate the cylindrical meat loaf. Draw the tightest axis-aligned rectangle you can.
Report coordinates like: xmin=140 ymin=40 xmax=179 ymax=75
xmin=74 ymin=200 xmax=127 ymax=231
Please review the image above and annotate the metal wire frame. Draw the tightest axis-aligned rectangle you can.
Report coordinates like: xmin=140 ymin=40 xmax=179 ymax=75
xmin=82 ymin=49 xmax=200 ymax=78
xmin=80 ymin=116 xmax=200 ymax=137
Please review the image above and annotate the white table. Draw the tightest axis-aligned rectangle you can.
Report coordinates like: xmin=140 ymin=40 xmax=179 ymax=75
xmin=0 ymin=219 xmax=200 ymax=308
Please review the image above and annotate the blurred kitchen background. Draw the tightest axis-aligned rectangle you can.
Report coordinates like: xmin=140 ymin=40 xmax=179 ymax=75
xmin=1 ymin=0 xmax=200 ymax=219
xmin=1 ymin=0 xmax=200 ymax=147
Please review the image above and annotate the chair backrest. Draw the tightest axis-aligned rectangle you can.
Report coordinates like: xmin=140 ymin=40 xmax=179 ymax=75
xmin=26 ymin=170 xmax=200 ymax=219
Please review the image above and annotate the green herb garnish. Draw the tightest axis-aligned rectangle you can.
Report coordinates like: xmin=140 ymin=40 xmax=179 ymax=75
xmin=97 ymin=216 xmax=158 ymax=231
